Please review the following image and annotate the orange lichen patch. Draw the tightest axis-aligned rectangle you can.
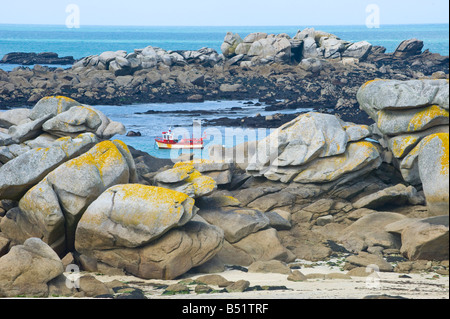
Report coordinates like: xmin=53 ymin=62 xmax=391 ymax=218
xmin=391 ymin=136 xmax=419 ymax=158
xmin=118 ymin=184 xmax=189 ymax=205
xmin=433 ymin=133 xmax=449 ymax=176
xmin=112 ymin=139 xmax=131 ymax=154
xmin=189 ymin=175 xmax=217 ymax=196
xmin=169 ymin=164 xmax=195 ymax=180
xmin=360 ymin=78 xmax=386 ymax=89
xmin=174 ymin=159 xmax=222 ymax=167
xmin=408 ymin=105 xmax=449 ymax=132
xmin=105 ymin=184 xmax=192 ymax=229
xmin=185 ymin=169 xmax=202 ymax=182
xmin=64 ymin=141 xmax=125 ymax=178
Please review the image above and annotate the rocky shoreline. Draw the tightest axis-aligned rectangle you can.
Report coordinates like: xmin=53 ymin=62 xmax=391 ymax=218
xmin=0 ymin=29 xmax=448 ymax=126
xmin=0 ymin=28 xmax=448 ymax=299
xmin=0 ymin=76 xmax=448 ymax=298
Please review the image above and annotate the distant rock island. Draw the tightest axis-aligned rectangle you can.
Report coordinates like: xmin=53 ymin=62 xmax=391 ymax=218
xmin=0 ymin=28 xmax=448 ymax=126
xmin=0 ymin=52 xmax=75 ymax=65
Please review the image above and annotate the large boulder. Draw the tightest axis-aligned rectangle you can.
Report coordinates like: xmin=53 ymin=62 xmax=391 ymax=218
xmin=247 ymin=37 xmax=292 ymax=63
xmin=32 ymin=97 xmax=126 ymax=140
xmin=376 ymin=104 xmax=448 ymax=136
xmin=0 ymin=238 xmax=63 ymax=297
xmin=221 ymin=32 xmax=243 ymax=58
xmin=342 ymin=41 xmax=372 ymax=60
xmin=399 ymin=133 xmax=449 ymax=215
xmin=352 ymin=184 xmax=419 ymax=209
xmin=231 ymin=228 xmax=294 ymax=264
xmin=77 ymin=218 xmax=224 ymax=280
xmin=0 ymin=108 xmax=32 ymax=128
xmin=357 ymin=79 xmax=449 ymax=120
xmin=247 ymin=112 xmax=375 ymax=183
xmin=75 ymin=184 xmax=197 ymax=251
xmin=0 ymin=133 xmax=98 ymax=200
xmin=387 ymin=216 xmax=449 ymax=261
xmin=393 ymin=39 xmax=424 ymax=59
xmin=173 ymin=159 xmax=232 ymax=185
xmin=417 ymin=133 xmax=449 ymax=215
xmin=42 ymin=105 xmax=102 ymax=137
xmin=319 ymin=37 xmax=349 ymax=59
xmin=292 ymin=141 xmax=382 ymax=184
xmin=8 ymin=114 xmax=52 ymax=143
xmin=338 ymin=212 xmax=406 ymax=252
xmin=387 ymin=125 xmax=449 ymax=159
xmin=198 ymin=207 xmax=270 ymax=243
xmin=0 ymin=140 xmax=134 ymax=254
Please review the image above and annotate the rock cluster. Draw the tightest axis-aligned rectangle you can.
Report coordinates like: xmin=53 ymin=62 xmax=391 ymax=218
xmin=0 ymin=77 xmax=449 ymax=298
xmin=245 ymin=112 xmax=379 ymax=184
xmin=1 ymin=30 xmax=448 ymax=126
xmin=357 ymin=79 xmax=449 ymax=215
xmin=72 ymin=46 xmax=222 ymax=76
xmin=222 ymin=28 xmax=373 ymax=65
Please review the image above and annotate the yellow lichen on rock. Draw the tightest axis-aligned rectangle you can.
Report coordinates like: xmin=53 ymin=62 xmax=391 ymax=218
xmin=65 ymin=141 xmax=126 ymax=178
xmin=360 ymin=78 xmax=386 ymax=89
xmin=391 ymin=136 xmax=419 ymax=158
xmin=119 ymin=183 xmax=190 ymax=206
xmin=408 ymin=105 xmax=449 ymax=132
xmin=293 ymin=141 xmax=381 ymax=183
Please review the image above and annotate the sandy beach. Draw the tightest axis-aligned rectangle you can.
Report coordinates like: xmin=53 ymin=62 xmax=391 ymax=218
xmin=88 ymin=260 xmax=449 ymax=300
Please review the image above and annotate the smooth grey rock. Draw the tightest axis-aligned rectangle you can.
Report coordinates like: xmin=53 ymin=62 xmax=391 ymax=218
xmin=30 ymin=96 xmax=80 ymax=120
xmin=199 ymin=208 xmax=270 ymax=243
xmin=342 ymin=41 xmax=372 ymax=60
xmin=0 ymin=238 xmax=63 ymax=297
xmin=0 ymin=133 xmax=98 ymax=200
xmin=357 ymin=79 xmax=449 ymax=120
xmin=8 ymin=114 xmax=52 ymax=143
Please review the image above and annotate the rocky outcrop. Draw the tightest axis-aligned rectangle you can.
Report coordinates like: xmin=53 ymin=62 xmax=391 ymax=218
xmin=0 ymin=95 xmax=228 ymax=282
xmin=0 ymin=140 xmax=136 ymax=254
xmin=357 ymin=79 xmax=449 ymax=216
xmin=0 ymin=73 xmax=449 ymax=296
xmin=245 ymin=112 xmax=379 ymax=184
xmin=1 ymin=30 xmax=448 ymax=127
xmin=0 ymin=52 xmax=75 ymax=65
xmin=394 ymin=39 xmax=424 ymax=59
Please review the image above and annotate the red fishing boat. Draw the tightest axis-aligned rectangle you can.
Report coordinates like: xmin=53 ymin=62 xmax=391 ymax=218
xmin=155 ymin=129 xmax=205 ymax=149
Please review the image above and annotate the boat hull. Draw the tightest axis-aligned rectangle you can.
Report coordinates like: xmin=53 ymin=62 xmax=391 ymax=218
xmin=156 ymin=141 xmax=204 ymax=149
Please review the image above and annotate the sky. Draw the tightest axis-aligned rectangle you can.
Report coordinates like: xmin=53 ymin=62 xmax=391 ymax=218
xmin=0 ymin=0 xmax=448 ymax=26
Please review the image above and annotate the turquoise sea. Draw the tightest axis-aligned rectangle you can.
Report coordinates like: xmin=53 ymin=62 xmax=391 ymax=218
xmin=0 ymin=24 xmax=448 ymax=158
xmin=0 ymin=24 xmax=448 ymax=62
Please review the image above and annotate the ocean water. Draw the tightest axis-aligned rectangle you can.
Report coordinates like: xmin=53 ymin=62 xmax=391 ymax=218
xmin=0 ymin=24 xmax=448 ymax=62
xmin=1 ymin=24 xmax=448 ymax=158
xmin=95 ymin=100 xmax=306 ymax=159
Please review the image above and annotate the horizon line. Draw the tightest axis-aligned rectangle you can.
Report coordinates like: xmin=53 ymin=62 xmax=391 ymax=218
xmin=0 ymin=22 xmax=449 ymax=28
